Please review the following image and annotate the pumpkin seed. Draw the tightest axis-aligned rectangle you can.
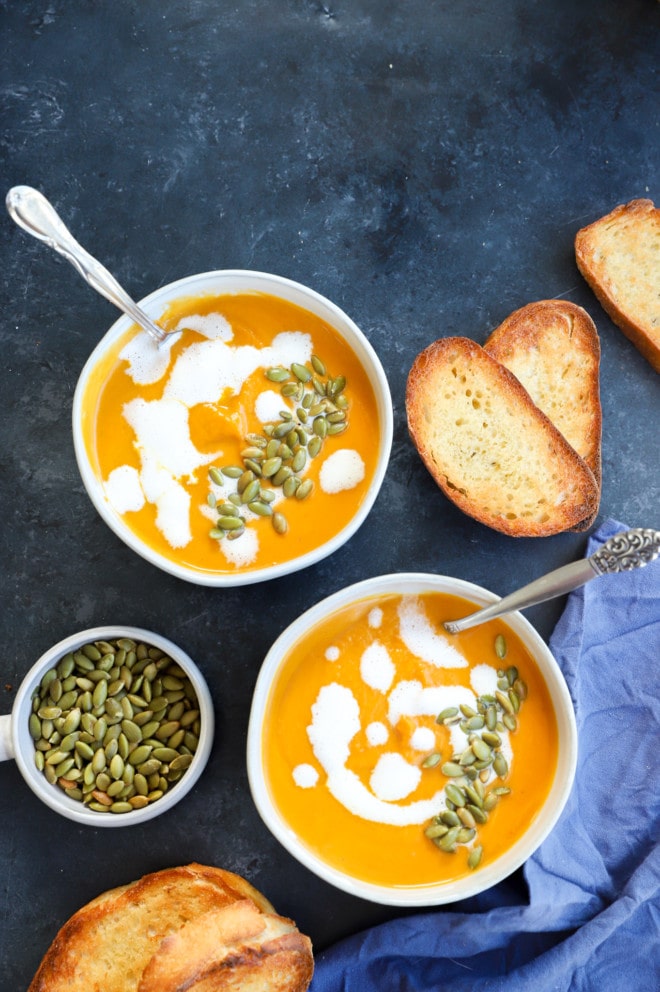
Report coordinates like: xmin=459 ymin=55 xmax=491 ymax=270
xmin=436 ymin=706 xmax=459 ymax=724
xmin=425 ymin=822 xmax=449 ymax=839
xmin=471 ymin=738 xmax=492 ymax=761
xmin=495 ymin=634 xmax=507 ymax=659
xmin=495 ymin=690 xmax=514 ymax=715
xmin=441 ymin=761 xmax=463 ymax=777
xmin=307 ymin=435 xmax=322 ymax=458
xmin=493 ymin=753 xmax=509 ymax=778
xmin=457 ymin=806 xmax=476 ymax=829
xmin=422 ymin=752 xmax=441 ymax=768
xmin=445 ymin=783 xmax=466 ymax=807
xmin=291 ymin=362 xmax=312 ymax=382
xmin=467 ymin=845 xmax=483 ymax=870
xmin=295 ymin=479 xmax=314 ymax=500
xmin=266 ymin=366 xmax=290 ymax=382
xmin=272 ymin=512 xmax=288 ymax=535
xmin=436 ymin=826 xmax=460 ymax=852
xmin=311 ymin=354 xmax=326 ymax=375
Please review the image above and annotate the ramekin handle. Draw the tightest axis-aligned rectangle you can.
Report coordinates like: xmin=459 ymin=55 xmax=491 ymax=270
xmin=0 ymin=713 xmax=15 ymax=761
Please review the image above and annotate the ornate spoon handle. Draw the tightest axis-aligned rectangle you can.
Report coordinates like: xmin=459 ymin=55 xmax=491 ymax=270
xmin=443 ymin=528 xmax=660 ymax=634
xmin=6 ymin=185 xmax=168 ymax=346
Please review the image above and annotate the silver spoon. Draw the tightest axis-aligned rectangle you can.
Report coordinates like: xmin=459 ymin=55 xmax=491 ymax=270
xmin=443 ymin=527 xmax=660 ymax=634
xmin=6 ymin=185 xmax=169 ymax=346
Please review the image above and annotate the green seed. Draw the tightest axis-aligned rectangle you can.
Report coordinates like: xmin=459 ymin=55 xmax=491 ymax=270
xmin=422 ymin=752 xmax=441 ymax=768
xmin=307 ymin=435 xmax=322 ymax=458
xmin=38 ymin=705 xmax=62 ymax=720
xmin=291 ymin=362 xmax=312 ymax=382
xmin=311 ymin=354 xmax=326 ymax=376
xmin=170 ymin=753 xmax=193 ymax=772
xmin=425 ymin=822 xmax=449 ymax=839
xmin=436 ymin=826 xmax=460 ymax=852
xmin=442 ymin=762 xmax=464 ymax=778
xmin=495 ymin=634 xmax=507 ymax=659
xmin=445 ymin=783 xmax=466 ymax=807
xmin=436 ymin=706 xmax=459 ymax=724
xmin=248 ymin=499 xmax=273 ymax=517
xmin=495 ymin=690 xmax=514 ymax=715
xmin=295 ymin=479 xmax=314 ymax=500
xmin=266 ymin=366 xmax=290 ymax=382
xmin=467 ymin=845 xmax=483 ymax=870
xmin=282 ymin=475 xmax=300 ymax=498
xmin=471 ymin=738 xmax=492 ymax=761
xmin=218 ymin=515 xmax=245 ymax=530
xmin=272 ymin=513 xmax=288 ymax=535
xmin=272 ymin=466 xmax=293 ymax=487
xmin=493 ymin=753 xmax=509 ymax=778
xmin=467 ymin=803 xmax=488 ymax=824
xmin=261 ymin=456 xmax=282 ymax=477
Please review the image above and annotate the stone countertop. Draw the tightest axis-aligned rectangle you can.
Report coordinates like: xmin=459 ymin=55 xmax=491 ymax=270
xmin=0 ymin=0 xmax=658 ymax=986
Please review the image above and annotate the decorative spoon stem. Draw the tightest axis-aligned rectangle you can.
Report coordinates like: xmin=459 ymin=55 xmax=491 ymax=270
xmin=443 ymin=528 xmax=660 ymax=634
xmin=6 ymin=185 xmax=168 ymax=346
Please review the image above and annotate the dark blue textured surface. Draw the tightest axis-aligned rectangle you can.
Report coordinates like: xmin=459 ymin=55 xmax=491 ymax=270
xmin=0 ymin=1 xmax=658 ymax=988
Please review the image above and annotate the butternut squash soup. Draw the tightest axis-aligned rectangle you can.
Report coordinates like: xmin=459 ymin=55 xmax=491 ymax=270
xmin=79 ymin=290 xmax=381 ymax=577
xmin=262 ymin=591 xmax=559 ymax=889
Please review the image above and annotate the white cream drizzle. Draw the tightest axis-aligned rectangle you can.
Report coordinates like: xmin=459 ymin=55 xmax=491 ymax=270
xmin=294 ymin=595 xmax=512 ymax=827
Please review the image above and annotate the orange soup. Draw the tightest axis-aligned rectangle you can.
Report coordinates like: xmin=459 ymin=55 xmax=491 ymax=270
xmin=263 ymin=592 xmax=559 ymax=888
xmin=80 ymin=292 xmax=380 ymax=575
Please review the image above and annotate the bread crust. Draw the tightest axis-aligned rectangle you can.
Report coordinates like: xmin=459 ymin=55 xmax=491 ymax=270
xmin=138 ymin=900 xmax=314 ymax=992
xmin=28 ymin=864 xmax=312 ymax=992
xmin=484 ymin=299 xmax=602 ymax=530
xmin=575 ymin=198 xmax=660 ymax=373
xmin=406 ymin=336 xmax=599 ymax=537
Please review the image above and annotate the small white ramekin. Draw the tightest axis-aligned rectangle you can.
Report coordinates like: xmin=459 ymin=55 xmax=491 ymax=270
xmin=0 ymin=626 xmax=214 ymax=827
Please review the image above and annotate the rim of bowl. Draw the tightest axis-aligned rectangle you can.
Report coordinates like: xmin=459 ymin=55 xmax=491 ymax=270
xmin=72 ymin=269 xmax=393 ymax=587
xmin=246 ymin=572 xmax=578 ymax=906
xmin=12 ymin=626 xmax=214 ymax=827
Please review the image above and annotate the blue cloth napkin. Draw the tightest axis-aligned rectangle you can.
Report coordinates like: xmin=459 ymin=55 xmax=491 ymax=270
xmin=310 ymin=519 xmax=660 ymax=991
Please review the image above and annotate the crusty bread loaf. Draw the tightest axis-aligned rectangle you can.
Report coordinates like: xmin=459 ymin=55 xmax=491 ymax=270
xmin=138 ymin=900 xmax=313 ymax=992
xmin=28 ymin=864 xmax=313 ymax=992
xmin=484 ymin=299 xmax=602 ymax=530
xmin=575 ymin=198 xmax=660 ymax=372
xmin=406 ymin=336 xmax=599 ymax=537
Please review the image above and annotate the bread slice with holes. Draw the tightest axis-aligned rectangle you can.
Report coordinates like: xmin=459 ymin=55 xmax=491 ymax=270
xmin=575 ymin=198 xmax=660 ymax=372
xmin=28 ymin=863 xmax=314 ymax=992
xmin=484 ymin=299 xmax=602 ymax=530
xmin=406 ymin=336 xmax=599 ymax=537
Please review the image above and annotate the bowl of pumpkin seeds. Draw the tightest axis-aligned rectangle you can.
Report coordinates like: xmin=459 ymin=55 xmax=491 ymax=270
xmin=0 ymin=626 xmax=214 ymax=825
xmin=72 ymin=269 xmax=393 ymax=586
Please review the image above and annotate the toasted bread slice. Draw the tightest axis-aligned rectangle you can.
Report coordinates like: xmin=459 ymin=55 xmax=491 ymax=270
xmin=484 ymin=300 xmax=601 ymax=530
xmin=575 ymin=198 xmax=660 ymax=372
xmin=138 ymin=900 xmax=314 ymax=992
xmin=28 ymin=864 xmax=312 ymax=992
xmin=406 ymin=337 xmax=599 ymax=537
